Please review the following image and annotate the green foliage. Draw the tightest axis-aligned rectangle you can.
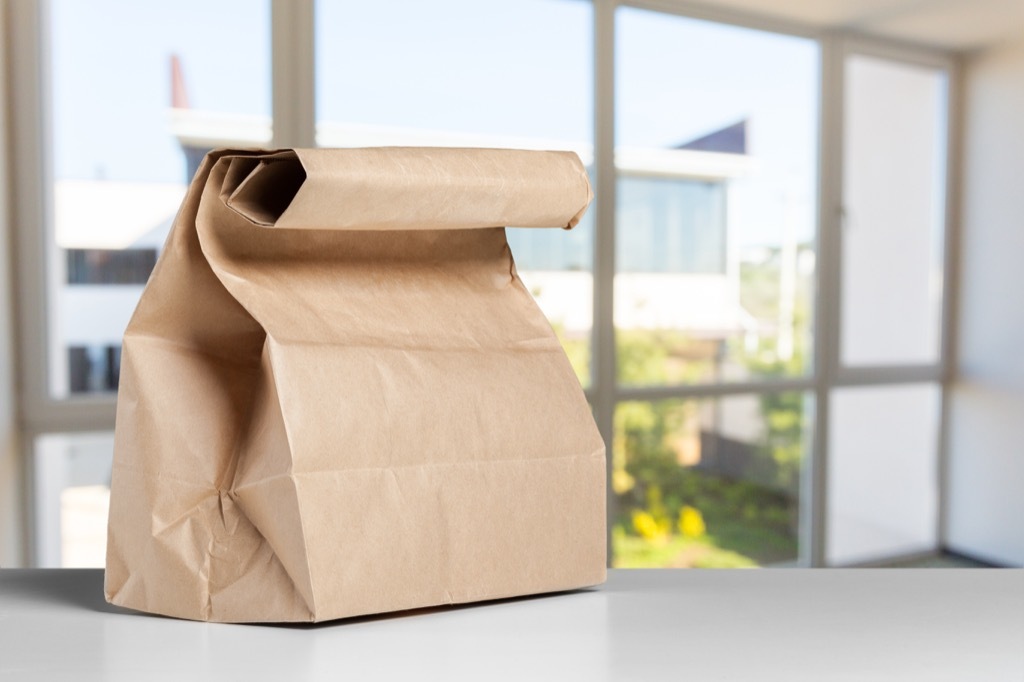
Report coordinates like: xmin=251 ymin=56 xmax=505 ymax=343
xmin=617 ymin=330 xmax=717 ymax=385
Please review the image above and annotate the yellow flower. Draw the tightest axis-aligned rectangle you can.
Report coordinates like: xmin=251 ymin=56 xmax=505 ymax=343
xmin=678 ymin=505 xmax=706 ymax=538
xmin=631 ymin=509 xmax=671 ymax=542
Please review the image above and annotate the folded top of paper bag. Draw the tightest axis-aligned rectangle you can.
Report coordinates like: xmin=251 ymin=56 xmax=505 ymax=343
xmin=220 ymin=147 xmax=593 ymax=231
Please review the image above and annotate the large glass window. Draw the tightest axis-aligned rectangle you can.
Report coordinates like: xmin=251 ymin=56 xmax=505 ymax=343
xmin=13 ymin=2 xmax=956 ymax=569
xmin=47 ymin=0 xmax=271 ymax=398
xmin=610 ymin=8 xmax=819 ymax=567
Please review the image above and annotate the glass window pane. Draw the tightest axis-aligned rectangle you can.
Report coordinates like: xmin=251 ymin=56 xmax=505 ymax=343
xmin=841 ymin=55 xmax=947 ymax=367
xmin=615 ymin=9 xmax=819 ymax=387
xmin=33 ymin=433 xmax=114 ymax=567
xmin=49 ymin=1 xmax=271 ymax=398
xmin=613 ymin=393 xmax=810 ymax=567
xmin=315 ymin=0 xmax=594 ymax=386
xmin=827 ymin=383 xmax=940 ymax=565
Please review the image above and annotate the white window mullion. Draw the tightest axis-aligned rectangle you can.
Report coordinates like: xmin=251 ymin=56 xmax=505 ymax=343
xmin=592 ymin=0 xmax=618 ymax=568
xmin=271 ymin=0 xmax=316 ymax=149
xmin=936 ymin=57 xmax=965 ymax=552
xmin=809 ymin=31 xmax=846 ymax=567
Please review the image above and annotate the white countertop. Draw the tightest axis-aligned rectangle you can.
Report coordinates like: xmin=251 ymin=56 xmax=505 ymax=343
xmin=1 ymin=568 xmax=1021 ymax=681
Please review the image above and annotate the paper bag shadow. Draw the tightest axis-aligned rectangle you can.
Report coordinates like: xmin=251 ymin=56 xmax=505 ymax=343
xmin=10 ymin=569 xmax=598 ymax=627
xmin=253 ymin=585 xmax=601 ymax=630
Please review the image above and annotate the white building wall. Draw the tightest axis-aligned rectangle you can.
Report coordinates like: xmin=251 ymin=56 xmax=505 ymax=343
xmin=947 ymin=36 xmax=1024 ymax=566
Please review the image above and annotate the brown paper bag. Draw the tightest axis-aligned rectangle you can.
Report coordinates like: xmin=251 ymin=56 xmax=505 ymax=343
xmin=104 ymin=147 xmax=606 ymax=623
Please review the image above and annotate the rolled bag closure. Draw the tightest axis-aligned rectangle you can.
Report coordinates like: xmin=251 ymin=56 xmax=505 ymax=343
xmin=219 ymin=147 xmax=593 ymax=232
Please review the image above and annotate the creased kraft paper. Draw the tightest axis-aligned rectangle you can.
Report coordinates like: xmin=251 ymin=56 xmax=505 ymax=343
xmin=104 ymin=147 xmax=606 ymax=623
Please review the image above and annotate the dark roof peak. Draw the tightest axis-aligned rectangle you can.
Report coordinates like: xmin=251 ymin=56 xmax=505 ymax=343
xmin=676 ymin=119 xmax=747 ymax=155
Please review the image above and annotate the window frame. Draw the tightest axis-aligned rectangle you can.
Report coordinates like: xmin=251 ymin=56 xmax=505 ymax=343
xmin=824 ymin=34 xmax=960 ymax=565
xmin=4 ymin=0 xmax=961 ymax=568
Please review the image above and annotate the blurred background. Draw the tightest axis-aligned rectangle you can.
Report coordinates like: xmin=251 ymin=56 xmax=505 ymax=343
xmin=1 ymin=0 xmax=1022 ymax=569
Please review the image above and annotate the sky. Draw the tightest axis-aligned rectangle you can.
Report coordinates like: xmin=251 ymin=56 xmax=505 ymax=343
xmin=52 ymin=0 xmax=270 ymax=183
xmin=51 ymin=0 xmax=819 ymax=246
